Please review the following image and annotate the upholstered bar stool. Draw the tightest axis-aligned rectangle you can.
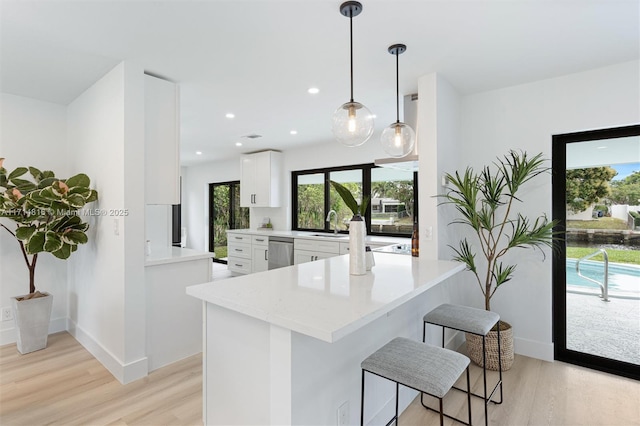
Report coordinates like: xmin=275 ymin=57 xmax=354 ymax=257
xmin=423 ymin=304 xmax=503 ymax=426
xmin=360 ymin=337 xmax=472 ymax=426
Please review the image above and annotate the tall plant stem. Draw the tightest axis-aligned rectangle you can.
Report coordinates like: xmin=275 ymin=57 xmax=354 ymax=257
xmin=1 ymin=224 xmax=37 ymax=294
xmin=482 ymin=191 xmax=517 ymax=311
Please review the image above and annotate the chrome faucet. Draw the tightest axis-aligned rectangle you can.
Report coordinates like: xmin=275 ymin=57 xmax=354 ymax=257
xmin=326 ymin=210 xmax=338 ymax=234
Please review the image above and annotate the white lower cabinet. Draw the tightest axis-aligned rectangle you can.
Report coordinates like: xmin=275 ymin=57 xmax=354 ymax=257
xmin=227 ymin=232 xmax=270 ymax=275
xmin=293 ymin=239 xmax=340 ymax=265
xmin=228 ymin=231 xmax=403 ymax=273
xmin=227 ymin=240 xmax=251 ymax=274
xmin=228 ymin=257 xmax=252 ymax=274
xmin=251 ymin=235 xmax=269 ymax=273
xmin=294 ymin=249 xmax=335 ymax=264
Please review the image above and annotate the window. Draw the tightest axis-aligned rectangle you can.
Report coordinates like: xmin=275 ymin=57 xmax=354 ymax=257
xmin=292 ymin=164 xmax=417 ymax=237
xmin=370 ymin=167 xmax=416 ymax=235
xmin=209 ymin=181 xmax=249 ymax=264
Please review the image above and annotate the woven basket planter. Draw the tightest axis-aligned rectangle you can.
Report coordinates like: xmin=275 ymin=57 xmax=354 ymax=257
xmin=466 ymin=320 xmax=514 ymax=371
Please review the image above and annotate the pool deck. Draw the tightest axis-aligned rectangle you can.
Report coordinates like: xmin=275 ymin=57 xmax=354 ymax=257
xmin=566 ymin=291 xmax=640 ymax=365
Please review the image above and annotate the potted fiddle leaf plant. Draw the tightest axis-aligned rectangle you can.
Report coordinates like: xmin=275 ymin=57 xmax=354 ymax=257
xmin=439 ymin=151 xmax=559 ymax=371
xmin=0 ymin=158 xmax=98 ymax=354
xmin=330 ymin=180 xmax=370 ymax=275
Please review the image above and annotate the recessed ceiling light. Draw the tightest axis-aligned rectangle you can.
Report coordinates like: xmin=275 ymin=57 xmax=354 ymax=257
xmin=597 ymin=146 xmax=607 ymax=149
xmin=196 ymin=151 xmax=202 ymax=155
xmin=308 ymin=87 xmax=319 ymax=94
xmin=235 ymin=142 xmax=242 ymax=147
xmin=226 ymin=113 xmax=235 ymax=119
xmin=290 ymin=130 xmax=298 ymax=135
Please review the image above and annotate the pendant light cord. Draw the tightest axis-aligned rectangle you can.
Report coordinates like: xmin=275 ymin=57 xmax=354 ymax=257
xmin=349 ymin=13 xmax=354 ymax=103
xmin=395 ymin=50 xmax=400 ymax=124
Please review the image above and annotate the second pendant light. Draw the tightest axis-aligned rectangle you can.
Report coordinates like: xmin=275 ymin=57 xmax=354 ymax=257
xmin=380 ymin=43 xmax=415 ymax=158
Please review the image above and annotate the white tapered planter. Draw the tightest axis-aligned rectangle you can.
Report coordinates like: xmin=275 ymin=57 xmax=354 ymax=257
xmin=11 ymin=292 xmax=53 ymax=354
xmin=349 ymin=216 xmax=366 ymax=275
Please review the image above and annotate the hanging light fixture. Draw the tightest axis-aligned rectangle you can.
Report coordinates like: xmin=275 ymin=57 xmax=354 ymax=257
xmin=331 ymin=1 xmax=374 ymax=147
xmin=380 ymin=44 xmax=415 ymax=158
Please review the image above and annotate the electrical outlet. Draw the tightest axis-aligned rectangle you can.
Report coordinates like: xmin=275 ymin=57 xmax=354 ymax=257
xmin=425 ymin=225 xmax=433 ymax=241
xmin=2 ymin=307 xmax=13 ymax=321
xmin=337 ymin=401 xmax=349 ymax=426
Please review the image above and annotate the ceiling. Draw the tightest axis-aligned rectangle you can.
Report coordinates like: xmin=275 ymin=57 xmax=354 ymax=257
xmin=1 ymin=1 xmax=638 ymax=165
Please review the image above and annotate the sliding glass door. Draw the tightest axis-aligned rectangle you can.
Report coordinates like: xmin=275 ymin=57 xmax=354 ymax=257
xmin=552 ymin=125 xmax=640 ymax=380
xmin=209 ymin=181 xmax=249 ymax=264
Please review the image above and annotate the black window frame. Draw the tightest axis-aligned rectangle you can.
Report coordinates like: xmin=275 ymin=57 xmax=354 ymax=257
xmin=291 ymin=163 xmax=418 ymax=238
xmin=209 ymin=180 xmax=248 ymax=264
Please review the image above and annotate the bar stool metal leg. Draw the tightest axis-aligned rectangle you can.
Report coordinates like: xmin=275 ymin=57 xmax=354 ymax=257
xmin=467 ymin=367 xmax=472 ymax=426
xmin=360 ymin=369 xmax=365 ymax=426
xmin=423 ymin=303 xmax=507 ymax=426
xmin=482 ymin=336 xmax=488 ymax=426
xmin=497 ymin=323 xmax=503 ymax=403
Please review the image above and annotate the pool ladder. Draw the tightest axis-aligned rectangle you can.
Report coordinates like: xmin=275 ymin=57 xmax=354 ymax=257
xmin=575 ymin=249 xmax=610 ymax=302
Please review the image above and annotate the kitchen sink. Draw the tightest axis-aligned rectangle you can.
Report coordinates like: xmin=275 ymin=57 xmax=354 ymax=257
xmin=310 ymin=234 xmax=347 ymax=238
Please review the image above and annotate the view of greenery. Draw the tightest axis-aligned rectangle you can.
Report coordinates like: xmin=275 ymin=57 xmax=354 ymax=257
xmin=566 ymin=218 xmax=628 ymax=230
xmin=610 ymin=171 xmax=640 ymax=205
xmin=212 ymin=183 xmax=248 ymax=260
xmin=566 ymin=166 xmax=617 ymax=213
xmin=371 ymin=169 xmax=414 ymax=226
xmin=295 ymin=169 xmax=416 ymax=235
xmin=567 ymin=247 xmax=640 ymax=265
xmin=297 ymin=177 xmax=362 ymax=232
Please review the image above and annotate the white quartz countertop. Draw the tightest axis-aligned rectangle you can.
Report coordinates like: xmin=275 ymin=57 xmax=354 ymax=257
xmin=186 ymin=254 xmax=464 ymax=343
xmin=226 ymin=228 xmax=408 ymax=245
xmin=145 ymin=247 xmax=215 ymax=267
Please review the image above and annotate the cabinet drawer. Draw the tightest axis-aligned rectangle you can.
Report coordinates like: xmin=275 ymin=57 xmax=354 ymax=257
xmin=294 ymin=249 xmax=335 ymax=265
xmin=294 ymin=238 xmax=340 ymax=254
xmin=228 ymin=242 xmax=251 ymax=259
xmin=340 ymin=242 xmax=350 ymax=255
xmin=228 ymin=233 xmax=252 ymax=244
xmin=252 ymin=235 xmax=269 ymax=246
xmin=228 ymin=257 xmax=251 ymax=274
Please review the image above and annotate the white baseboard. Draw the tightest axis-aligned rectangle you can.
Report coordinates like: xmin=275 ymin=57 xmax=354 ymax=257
xmin=0 ymin=316 xmax=67 ymax=346
xmin=514 ymin=337 xmax=554 ymax=362
xmin=67 ymin=319 xmax=148 ymax=384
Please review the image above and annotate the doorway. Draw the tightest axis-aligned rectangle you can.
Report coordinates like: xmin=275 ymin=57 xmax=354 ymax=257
xmin=209 ymin=181 xmax=249 ymax=264
xmin=552 ymin=124 xmax=640 ymax=380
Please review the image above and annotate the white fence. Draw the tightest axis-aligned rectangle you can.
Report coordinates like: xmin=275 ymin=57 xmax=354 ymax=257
xmin=611 ymin=204 xmax=640 ymax=221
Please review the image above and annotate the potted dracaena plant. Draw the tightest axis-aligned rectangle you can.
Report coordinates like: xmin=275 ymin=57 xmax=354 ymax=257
xmin=330 ymin=180 xmax=370 ymax=275
xmin=438 ymin=150 xmax=559 ymax=371
xmin=0 ymin=158 xmax=98 ymax=354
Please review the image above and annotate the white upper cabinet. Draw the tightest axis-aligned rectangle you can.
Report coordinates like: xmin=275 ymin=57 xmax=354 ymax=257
xmin=240 ymin=150 xmax=282 ymax=207
xmin=145 ymin=74 xmax=180 ymax=205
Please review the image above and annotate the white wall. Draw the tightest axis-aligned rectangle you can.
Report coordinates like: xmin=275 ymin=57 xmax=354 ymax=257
xmin=567 ymin=205 xmax=594 ymax=221
xmin=453 ymin=60 xmax=640 ymax=360
xmin=182 ymin=158 xmax=240 ymax=252
xmin=0 ymin=93 xmax=69 ymax=344
xmin=67 ymin=62 xmax=147 ymax=383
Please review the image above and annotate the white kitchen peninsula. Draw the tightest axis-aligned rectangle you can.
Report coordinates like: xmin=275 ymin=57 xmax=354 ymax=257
xmin=187 ymin=253 xmax=464 ymax=425
xmin=145 ymin=247 xmax=214 ymax=371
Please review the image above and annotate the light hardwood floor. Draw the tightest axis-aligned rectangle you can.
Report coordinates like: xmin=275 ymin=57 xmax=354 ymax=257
xmin=1 ymin=332 xmax=639 ymax=425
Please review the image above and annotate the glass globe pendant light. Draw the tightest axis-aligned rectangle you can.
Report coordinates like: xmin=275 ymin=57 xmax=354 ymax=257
xmin=380 ymin=44 xmax=416 ymax=158
xmin=331 ymin=1 xmax=374 ymax=147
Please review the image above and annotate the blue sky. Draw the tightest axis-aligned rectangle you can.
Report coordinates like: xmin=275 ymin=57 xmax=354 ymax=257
xmin=612 ymin=163 xmax=640 ymax=180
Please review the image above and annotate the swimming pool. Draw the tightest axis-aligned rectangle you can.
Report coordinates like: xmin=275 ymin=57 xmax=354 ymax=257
xmin=566 ymin=259 xmax=640 ymax=298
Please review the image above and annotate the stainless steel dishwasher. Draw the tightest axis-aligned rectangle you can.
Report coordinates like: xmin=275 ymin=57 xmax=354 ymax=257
xmin=268 ymin=236 xmax=294 ymax=270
